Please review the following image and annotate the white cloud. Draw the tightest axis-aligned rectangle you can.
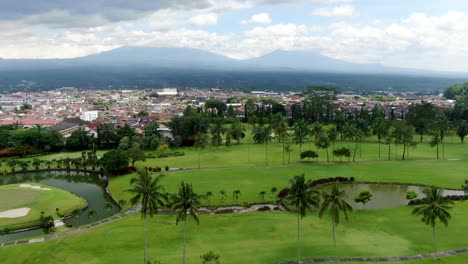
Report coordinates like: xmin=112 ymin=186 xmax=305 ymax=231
xmin=241 ymin=12 xmax=272 ymax=24
xmin=312 ymin=5 xmax=356 ymax=18
xmin=187 ymin=13 xmax=218 ymax=26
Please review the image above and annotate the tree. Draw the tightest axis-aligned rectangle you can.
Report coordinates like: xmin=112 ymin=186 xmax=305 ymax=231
xmin=127 ymin=143 xmax=146 ymax=166
xmin=372 ymin=117 xmax=389 ymax=159
xmin=319 ymin=182 xmax=353 ymax=258
xmin=232 ymin=189 xmax=241 ymax=200
xmin=127 ymin=169 xmax=166 ymax=264
xmin=204 ymin=191 xmax=213 ymax=202
xmin=293 ymin=119 xmax=308 ymax=153
xmin=392 ymin=121 xmax=415 ymax=160
xmin=252 ymin=125 xmax=273 ymax=166
xmin=462 ymin=179 xmax=468 ymax=196
xmin=200 ymin=250 xmax=221 ymax=264
xmin=172 ymin=182 xmax=202 ymax=264
xmin=315 ymin=135 xmax=330 ymax=163
xmin=144 ymin=122 xmax=160 ymax=137
xmin=456 ymin=121 xmax=468 ymax=143
xmin=354 ymin=190 xmax=372 ymax=210
xmin=407 ymin=102 xmax=437 ymax=142
xmin=100 ymin=149 xmax=129 ymax=173
xmin=332 ymin=148 xmax=351 ymax=162
xmin=284 ymin=141 xmax=293 ymax=164
xmin=230 ymin=121 xmax=246 ymax=145
xmin=210 ymin=118 xmax=227 ymax=148
xmin=258 ymin=191 xmax=266 ymax=200
xmin=194 ymin=132 xmax=209 ymax=169
xmin=300 ymin=150 xmax=318 ymax=161
xmin=406 ymin=191 xmax=419 ymax=202
xmin=66 ymin=127 xmax=94 ymax=151
xmin=272 ymin=116 xmax=289 ymax=164
xmin=285 ymin=174 xmax=320 ymax=264
xmin=219 ymin=190 xmax=227 ymax=200
xmin=412 ymin=187 xmax=453 ymax=255
xmin=97 ymin=123 xmax=117 ymax=149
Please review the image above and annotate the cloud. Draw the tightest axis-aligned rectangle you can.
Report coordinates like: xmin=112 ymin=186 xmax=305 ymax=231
xmin=241 ymin=12 xmax=272 ymax=24
xmin=187 ymin=13 xmax=218 ymax=26
xmin=312 ymin=5 xmax=357 ymax=18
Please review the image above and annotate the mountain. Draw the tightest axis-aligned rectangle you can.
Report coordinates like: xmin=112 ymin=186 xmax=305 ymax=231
xmin=0 ymin=46 xmax=466 ymax=93
xmin=74 ymin=46 xmax=238 ymax=68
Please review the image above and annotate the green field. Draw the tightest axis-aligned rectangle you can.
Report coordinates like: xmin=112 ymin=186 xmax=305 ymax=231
xmin=0 ymin=140 xmax=467 ymax=263
xmin=0 ymin=183 xmax=87 ymax=230
xmin=2 ymin=204 xmax=468 ymax=263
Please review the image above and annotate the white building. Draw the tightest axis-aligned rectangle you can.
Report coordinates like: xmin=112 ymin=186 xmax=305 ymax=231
xmin=156 ymin=88 xmax=178 ymax=96
xmin=81 ymin=111 xmax=99 ymax=121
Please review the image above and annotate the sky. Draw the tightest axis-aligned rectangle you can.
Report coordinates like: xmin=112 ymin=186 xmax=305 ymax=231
xmin=1 ymin=0 xmax=468 ymax=72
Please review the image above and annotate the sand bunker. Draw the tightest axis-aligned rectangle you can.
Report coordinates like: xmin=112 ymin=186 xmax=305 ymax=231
xmin=19 ymin=184 xmax=51 ymax=191
xmin=0 ymin=207 xmax=30 ymax=218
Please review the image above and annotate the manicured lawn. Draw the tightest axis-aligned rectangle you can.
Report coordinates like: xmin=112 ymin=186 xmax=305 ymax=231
xmin=0 ymin=183 xmax=87 ymax=230
xmin=2 ymin=203 xmax=468 ymax=263
xmin=0 ymin=140 xmax=467 ymax=263
xmin=109 ymin=159 xmax=468 ymax=206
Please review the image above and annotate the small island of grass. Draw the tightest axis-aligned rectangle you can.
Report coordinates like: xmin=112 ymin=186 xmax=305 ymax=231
xmin=0 ymin=183 xmax=87 ymax=230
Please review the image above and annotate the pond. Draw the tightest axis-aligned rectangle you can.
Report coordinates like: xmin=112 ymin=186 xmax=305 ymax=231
xmin=0 ymin=171 xmax=120 ymax=243
xmin=316 ymin=182 xmax=465 ymax=210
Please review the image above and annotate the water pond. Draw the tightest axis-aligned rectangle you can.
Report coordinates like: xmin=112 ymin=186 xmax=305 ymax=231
xmin=0 ymin=171 xmax=120 ymax=243
xmin=316 ymin=182 xmax=464 ymax=210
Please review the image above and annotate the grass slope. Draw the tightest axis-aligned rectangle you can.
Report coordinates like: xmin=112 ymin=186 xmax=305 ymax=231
xmin=0 ymin=183 xmax=87 ymax=230
xmin=1 ymin=203 xmax=468 ymax=263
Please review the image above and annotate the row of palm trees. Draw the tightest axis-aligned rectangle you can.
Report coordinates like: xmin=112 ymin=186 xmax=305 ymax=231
xmin=1 ymin=151 xmax=101 ymax=173
xmin=127 ymin=169 xmax=454 ymax=263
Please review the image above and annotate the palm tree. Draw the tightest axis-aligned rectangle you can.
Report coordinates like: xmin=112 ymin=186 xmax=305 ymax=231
xmin=127 ymin=168 xmax=166 ymax=264
xmin=252 ymin=125 xmax=273 ymax=166
xmin=285 ymin=174 xmax=320 ymax=264
xmin=97 ymin=122 xmax=116 ymax=149
xmin=204 ymin=191 xmax=213 ymax=202
xmin=293 ymin=119 xmax=308 ymax=153
xmin=210 ymin=118 xmax=227 ymax=149
xmin=412 ymin=187 xmax=453 ymax=255
xmin=72 ymin=209 xmax=81 ymax=226
xmin=272 ymin=118 xmax=290 ymax=165
xmin=319 ymin=182 xmax=353 ymax=258
xmin=219 ymin=190 xmax=227 ymax=200
xmin=172 ymin=182 xmax=202 ymax=264
xmin=232 ymin=189 xmax=241 ymax=200
xmin=194 ymin=132 xmax=209 ymax=169
xmin=258 ymin=191 xmax=266 ymax=200
xmin=118 ymin=199 xmax=128 ymax=208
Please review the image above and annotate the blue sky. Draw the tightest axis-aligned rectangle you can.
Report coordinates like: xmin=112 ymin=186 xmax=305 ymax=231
xmin=1 ymin=0 xmax=468 ymax=72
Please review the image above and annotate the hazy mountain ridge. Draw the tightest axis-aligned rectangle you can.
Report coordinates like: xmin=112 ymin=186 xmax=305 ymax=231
xmin=0 ymin=46 xmax=466 ymax=92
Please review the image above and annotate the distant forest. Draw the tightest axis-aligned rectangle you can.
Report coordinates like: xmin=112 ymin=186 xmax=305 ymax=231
xmin=0 ymin=67 xmax=467 ymax=94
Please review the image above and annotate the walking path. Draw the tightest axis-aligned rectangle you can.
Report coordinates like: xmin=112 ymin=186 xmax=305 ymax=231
xmin=2 ymin=204 xmax=468 ymax=262
xmin=279 ymin=249 xmax=468 ymax=263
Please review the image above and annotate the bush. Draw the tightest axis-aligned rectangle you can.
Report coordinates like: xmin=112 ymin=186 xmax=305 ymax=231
xmin=165 ymin=165 xmax=169 ymax=171
xmin=300 ymin=150 xmax=318 ymax=160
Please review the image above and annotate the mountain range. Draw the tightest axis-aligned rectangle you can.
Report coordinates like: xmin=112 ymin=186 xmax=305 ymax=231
xmin=0 ymin=46 xmax=466 ymax=92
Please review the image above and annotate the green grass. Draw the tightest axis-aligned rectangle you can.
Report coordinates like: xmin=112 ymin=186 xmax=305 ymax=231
xmin=0 ymin=183 xmax=87 ymax=230
xmin=0 ymin=141 xmax=467 ymax=263
xmin=2 ymin=203 xmax=468 ymax=263
xmin=109 ymin=159 xmax=468 ymax=206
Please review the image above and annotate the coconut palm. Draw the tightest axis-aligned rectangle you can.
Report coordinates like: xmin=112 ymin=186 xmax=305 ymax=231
xmin=285 ymin=174 xmax=320 ymax=264
xmin=232 ymin=189 xmax=241 ymax=200
xmin=204 ymin=191 xmax=213 ymax=201
xmin=219 ymin=190 xmax=227 ymax=200
xmin=172 ymin=182 xmax=202 ymax=264
xmin=293 ymin=119 xmax=309 ymax=153
xmin=412 ymin=187 xmax=453 ymax=255
xmin=319 ymin=182 xmax=353 ymax=258
xmin=252 ymin=125 xmax=273 ymax=166
xmin=127 ymin=168 xmax=166 ymax=264
xmin=258 ymin=191 xmax=266 ymax=200
xmin=194 ymin=132 xmax=209 ymax=169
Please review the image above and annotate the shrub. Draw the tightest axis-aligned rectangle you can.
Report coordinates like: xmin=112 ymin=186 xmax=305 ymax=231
xmin=300 ymin=150 xmax=318 ymax=160
xmin=165 ymin=165 xmax=169 ymax=171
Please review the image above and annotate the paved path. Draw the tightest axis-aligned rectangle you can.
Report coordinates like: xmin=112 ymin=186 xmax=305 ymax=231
xmin=279 ymin=249 xmax=468 ymax=263
xmin=0 ymin=206 xmax=140 ymax=247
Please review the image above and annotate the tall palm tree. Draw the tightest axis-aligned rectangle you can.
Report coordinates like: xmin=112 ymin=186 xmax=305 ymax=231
xmin=210 ymin=118 xmax=227 ymax=149
xmin=319 ymin=182 xmax=353 ymax=258
xmin=412 ymin=187 xmax=453 ymax=255
xmin=193 ymin=132 xmax=209 ymax=169
xmin=172 ymin=182 xmax=202 ymax=264
xmin=232 ymin=189 xmax=241 ymax=200
xmin=127 ymin=169 xmax=166 ymax=264
xmin=273 ymin=120 xmax=290 ymax=165
xmin=293 ymin=119 xmax=309 ymax=153
xmin=97 ymin=123 xmax=116 ymax=149
xmin=252 ymin=125 xmax=273 ymax=166
xmin=285 ymin=174 xmax=320 ymax=264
